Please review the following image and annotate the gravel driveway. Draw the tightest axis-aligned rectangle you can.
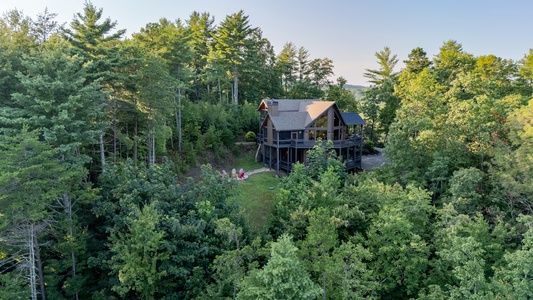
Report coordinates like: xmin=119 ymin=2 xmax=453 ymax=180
xmin=361 ymin=147 xmax=388 ymax=170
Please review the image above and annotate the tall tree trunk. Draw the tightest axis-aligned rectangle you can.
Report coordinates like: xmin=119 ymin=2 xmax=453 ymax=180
xmin=147 ymin=111 xmax=155 ymax=165
xmin=174 ymin=104 xmax=178 ymax=149
xmin=175 ymin=68 xmax=183 ymax=153
xmin=194 ymin=75 xmax=199 ymax=100
xmin=147 ymin=120 xmax=152 ymax=165
xmin=178 ymin=89 xmax=182 ymax=153
xmin=33 ymin=225 xmax=46 ymax=300
xmin=233 ymin=67 xmax=238 ymax=106
xmin=233 ymin=281 xmax=237 ymax=300
xmin=134 ymin=110 xmax=138 ymax=164
xmin=151 ymin=124 xmax=156 ymax=165
xmin=99 ymin=134 xmax=106 ymax=173
xmin=113 ymin=94 xmax=117 ymax=163
xmin=63 ymin=192 xmax=79 ymax=300
xmin=29 ymin=224 xmax=38 ymax=300
xmin=175 ymin=88 xmax=182 ymax=153
xmin=218 ymin=77 xmax=222 ymax=104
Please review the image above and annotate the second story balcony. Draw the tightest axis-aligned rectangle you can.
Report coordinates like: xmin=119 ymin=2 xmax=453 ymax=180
xmin=258 ymin=135 xmax=362 ymax=149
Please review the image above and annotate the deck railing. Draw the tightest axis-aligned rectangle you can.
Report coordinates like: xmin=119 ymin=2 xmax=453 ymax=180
xmin=258 ymin=135 xmax=362 ymax=148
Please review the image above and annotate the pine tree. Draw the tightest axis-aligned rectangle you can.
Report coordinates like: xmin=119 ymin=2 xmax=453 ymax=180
xmin=208 ymin=10 xmax=258 ymax=106
xmin=64 ymin=1 xmax=125 ymax=171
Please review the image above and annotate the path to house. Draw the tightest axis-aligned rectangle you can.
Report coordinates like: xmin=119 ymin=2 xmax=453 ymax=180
xmin=246 ymin=167 xmax=271 ymax=176
xmin=361 ymin=147 xmax=388 ymax=171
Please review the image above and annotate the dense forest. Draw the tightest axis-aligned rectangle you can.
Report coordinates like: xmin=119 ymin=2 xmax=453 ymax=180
xmin=1 ymin=2 xmax=533 ymax=300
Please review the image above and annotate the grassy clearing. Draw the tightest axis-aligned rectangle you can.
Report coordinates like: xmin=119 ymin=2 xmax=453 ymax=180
xmin=233 ymin=147 xmax=263 ymax=172
xmin=231 ymin=171 xmax=280 ymax=234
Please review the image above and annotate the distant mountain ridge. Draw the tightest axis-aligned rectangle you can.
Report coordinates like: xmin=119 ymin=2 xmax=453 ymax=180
xmin=343 ymin=84 xmax=368 ymax=91
xmin=343 ymin=84 xmax=367 ymax=100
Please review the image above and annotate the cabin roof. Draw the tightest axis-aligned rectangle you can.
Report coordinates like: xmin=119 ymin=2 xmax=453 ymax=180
xmin=260 ymin=99 xmax=336 ymax=131
xmin=341 ymin=112 xmax=366 ymax=125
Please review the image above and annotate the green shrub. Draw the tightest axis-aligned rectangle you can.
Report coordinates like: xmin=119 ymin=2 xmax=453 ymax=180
xmin=245 ymin=131 xmax=257 ymax=142
xmin=362 ymin=140 xmax=375 ymax=155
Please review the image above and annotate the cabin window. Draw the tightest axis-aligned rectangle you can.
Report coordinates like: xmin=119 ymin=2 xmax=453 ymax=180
xmin=292 ymin=132 xmax=298 ymax=140
xmin=279 ymin=131 xmax=291 ymax=140
xmin=334 ymin=129 xmax=341 ymax=140
xmin=334 ymin=114 xmax=341 ymax=126
xmin=316 ymin=130 xmax=327 ymax=140
xmin=316 ymin=114 xmax=328 ymax=128
xmin=308 ymin=129 xmax=327 ymax=140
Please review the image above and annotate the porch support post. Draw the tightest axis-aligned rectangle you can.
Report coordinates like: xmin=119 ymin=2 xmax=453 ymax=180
xmin=289 ymin=147 xmax=292 ymax=171
xmin=262 ymin=138 xmax=266 ymax=166
xmin=269 ymin=146 xmax=272 ymax=170
xmin=276 ymin=131 xmax=280 ymax=176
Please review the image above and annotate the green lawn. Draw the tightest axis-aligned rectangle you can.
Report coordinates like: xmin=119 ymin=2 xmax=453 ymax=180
xmin=231 ymin=171 xmax=280 ymax=234
xmin=233 ymin=147 xmax=263 ymax=172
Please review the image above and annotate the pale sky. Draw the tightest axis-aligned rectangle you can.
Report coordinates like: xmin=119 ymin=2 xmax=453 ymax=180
xmin=2 ymin=0 xmax=532 ymax=86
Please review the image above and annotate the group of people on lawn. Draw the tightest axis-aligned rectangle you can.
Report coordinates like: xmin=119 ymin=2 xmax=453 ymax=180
xmin=221 ymin=168 xmax=246 ymax=180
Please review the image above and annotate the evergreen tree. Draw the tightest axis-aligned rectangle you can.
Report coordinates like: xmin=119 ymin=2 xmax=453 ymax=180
xmin=309 ymin=57 xmax=334 ymax=89
xmin=133 ymin=17 xmax=193 ymax=154
xmin=6 ymin=41 xmax=106 ymax=299
xmin=363 ymin=46 xmax=401 ymax=141
xmin=275 ymin=42 xmax=298 ymax=95
xmin=186 ymin=12 xmax=215 ymax=102
xmin=31 ymin=8 xmax=63 ymax=45
xmin=432 ymin=40 xmax=476 ymax=86
xmin=208 ymin=10 xmax=258 ymax=106
xmin=0 ymin=9 xmax=36 ymax=111
xmin=403 ymin=47 xmax=432 ymax=74
xmin=64 ymin=1 xmax=125 ymax=171
xmin=11 ymin=41 xmax=106 ymax=165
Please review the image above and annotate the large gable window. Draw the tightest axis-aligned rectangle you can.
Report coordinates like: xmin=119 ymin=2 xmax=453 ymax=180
xmin=306 ymin=108 xmax=346 ymax=141
xmin=308 ymin=129 xmax=327 ymax=140
xmin=334 ymin=114 xmax=341 ymax=126
xmin=315 ymin=114 xmax=328 ymax=128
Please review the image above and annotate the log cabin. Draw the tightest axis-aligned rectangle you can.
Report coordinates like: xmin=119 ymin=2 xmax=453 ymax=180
xmin=257 ymin=99 xmax=365 ymax=175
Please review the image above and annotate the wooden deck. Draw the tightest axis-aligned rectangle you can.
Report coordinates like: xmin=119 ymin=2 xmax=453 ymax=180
xmin=258 ymin=135 xmax=362 ymax=149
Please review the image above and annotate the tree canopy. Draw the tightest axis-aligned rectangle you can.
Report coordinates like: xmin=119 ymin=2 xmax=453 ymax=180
xmin=1 ymin=3 xmax=533 ymax=300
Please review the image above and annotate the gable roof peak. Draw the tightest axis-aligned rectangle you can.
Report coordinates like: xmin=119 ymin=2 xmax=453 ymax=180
xmin=259 ymin=99 xmax=338 ymax=131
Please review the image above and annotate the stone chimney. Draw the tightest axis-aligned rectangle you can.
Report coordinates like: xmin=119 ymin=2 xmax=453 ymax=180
xmin=269 ymin=100 xmax=279 ymax=117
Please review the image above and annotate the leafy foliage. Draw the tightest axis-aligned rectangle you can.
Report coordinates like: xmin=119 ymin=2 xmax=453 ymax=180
xmin=237 ymin=234 xmax=321 ymax=300
xmin=2 ymin=4 xmax=533 ymax=300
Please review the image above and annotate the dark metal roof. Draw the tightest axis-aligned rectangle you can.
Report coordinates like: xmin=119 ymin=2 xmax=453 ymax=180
xmin=341 ymin=112 xmax=366 ymax=125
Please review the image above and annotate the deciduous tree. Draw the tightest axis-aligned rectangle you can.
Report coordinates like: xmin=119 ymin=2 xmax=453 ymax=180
xmin=237 ymin=234 xmax=321 ymax=300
